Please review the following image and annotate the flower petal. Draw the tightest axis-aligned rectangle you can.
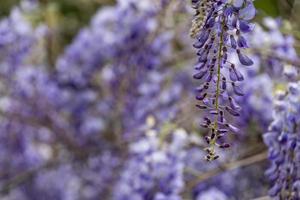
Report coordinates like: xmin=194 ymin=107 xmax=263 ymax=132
xmin=230 ymin=35 xmax=237 ymax=49
xmin=237 ymin=50 xmax=253 ymax=66
xmin=232 ymin=82 xmax=244 ymax=96
xmin=237 ymin=35 xmax=248 ymax=48
xmin=193 ymin=70 xmax=208 ymax=79
xmin=229 ymin=96 xmax=241 ymax=111
xmin=233 ymin=0 xmax=244 ymax=8
xmin=239 ymin=20 xmax=254 ymax=33
xmin=239 ymin=2 xmax=256 ymax=20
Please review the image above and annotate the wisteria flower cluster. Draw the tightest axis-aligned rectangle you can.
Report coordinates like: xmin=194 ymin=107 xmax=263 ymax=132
xmin=190 ymin=0 xmax=256 ymax=160
xmin=248 ymin=17 xmax=300 ymax=80
xmin=264 ymin=82 xmax=300 ymax=199
xmin=114 ymin=126 xmax=187 ymax=200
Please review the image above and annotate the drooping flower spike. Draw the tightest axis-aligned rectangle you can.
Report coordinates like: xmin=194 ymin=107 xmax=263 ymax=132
xmin=264 ymin=82 xmax=300 ymax=199
xmin=190 ymin=0 xmax=256 ymax=160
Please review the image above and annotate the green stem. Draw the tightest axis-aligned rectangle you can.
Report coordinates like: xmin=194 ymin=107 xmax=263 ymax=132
xmin=210 ymin=17 xmax=225 ymax=152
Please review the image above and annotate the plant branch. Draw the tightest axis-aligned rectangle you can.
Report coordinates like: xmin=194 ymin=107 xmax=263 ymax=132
xmin=0 ymin=160 xmax=59 ymax=196
xmin=186 ymin=151 xmax=268 ymax=189
xmin=251 ymin=196 xmax=271 ymax=200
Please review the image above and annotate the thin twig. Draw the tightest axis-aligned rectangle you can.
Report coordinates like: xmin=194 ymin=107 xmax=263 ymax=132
xmin=186 ymin=151 xmax=268 ymax=189
xmin=251 ymin=196 xmax=271 ymax=200
xmin=0 ymin=161 xmax=59 ymax=195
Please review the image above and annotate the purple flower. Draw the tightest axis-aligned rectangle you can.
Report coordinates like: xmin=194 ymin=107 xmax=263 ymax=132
xmin=196 ymin=188 xmax=228 ymax=200
xmin=248 ymin=17 xmax=300 ymax=80
xmin=190 ymin=0 xmax=256 ymax=160
xmin=263 ymin=82 xmax=300 ymax=199
xmin=237 ymin=49 xmax=254 ymax=66
xmin=239 ymin=2 xmax=256 ymax=20
xmin=114 ymin=129 xmax=187 ymax=200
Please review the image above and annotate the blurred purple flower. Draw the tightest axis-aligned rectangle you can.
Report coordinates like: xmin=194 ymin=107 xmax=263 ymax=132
xmin=263 ymin=82 xmax=300 ymax=199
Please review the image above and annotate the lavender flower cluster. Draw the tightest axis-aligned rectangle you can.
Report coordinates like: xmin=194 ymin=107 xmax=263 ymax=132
xmin=264 ymin=82 xmax=300 ymax=199
xmin=242 ymin=17 xmax=299 ymax=83
xmin=191 ymin=0 xmax=256 ymax=160
xmin=114 ymin=127 xmax=187 ymax=200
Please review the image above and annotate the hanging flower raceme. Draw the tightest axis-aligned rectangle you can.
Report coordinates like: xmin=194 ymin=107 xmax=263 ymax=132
xmin=263 ymin=82 xmax=300 ymax=199
xmin=190 ymin=0 xmax=256 ymax=160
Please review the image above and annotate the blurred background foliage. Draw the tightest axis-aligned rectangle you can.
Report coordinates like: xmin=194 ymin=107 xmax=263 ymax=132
xmin=0 ymin=0 xmax=299 ymax=58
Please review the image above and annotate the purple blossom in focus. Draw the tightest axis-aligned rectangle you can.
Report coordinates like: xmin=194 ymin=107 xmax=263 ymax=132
xmin=190 ymin=0 xmax=256 ymax=160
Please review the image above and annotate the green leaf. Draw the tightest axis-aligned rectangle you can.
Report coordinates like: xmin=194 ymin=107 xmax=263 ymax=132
xmin=254 ymin=0 xmax=279 ymax=17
